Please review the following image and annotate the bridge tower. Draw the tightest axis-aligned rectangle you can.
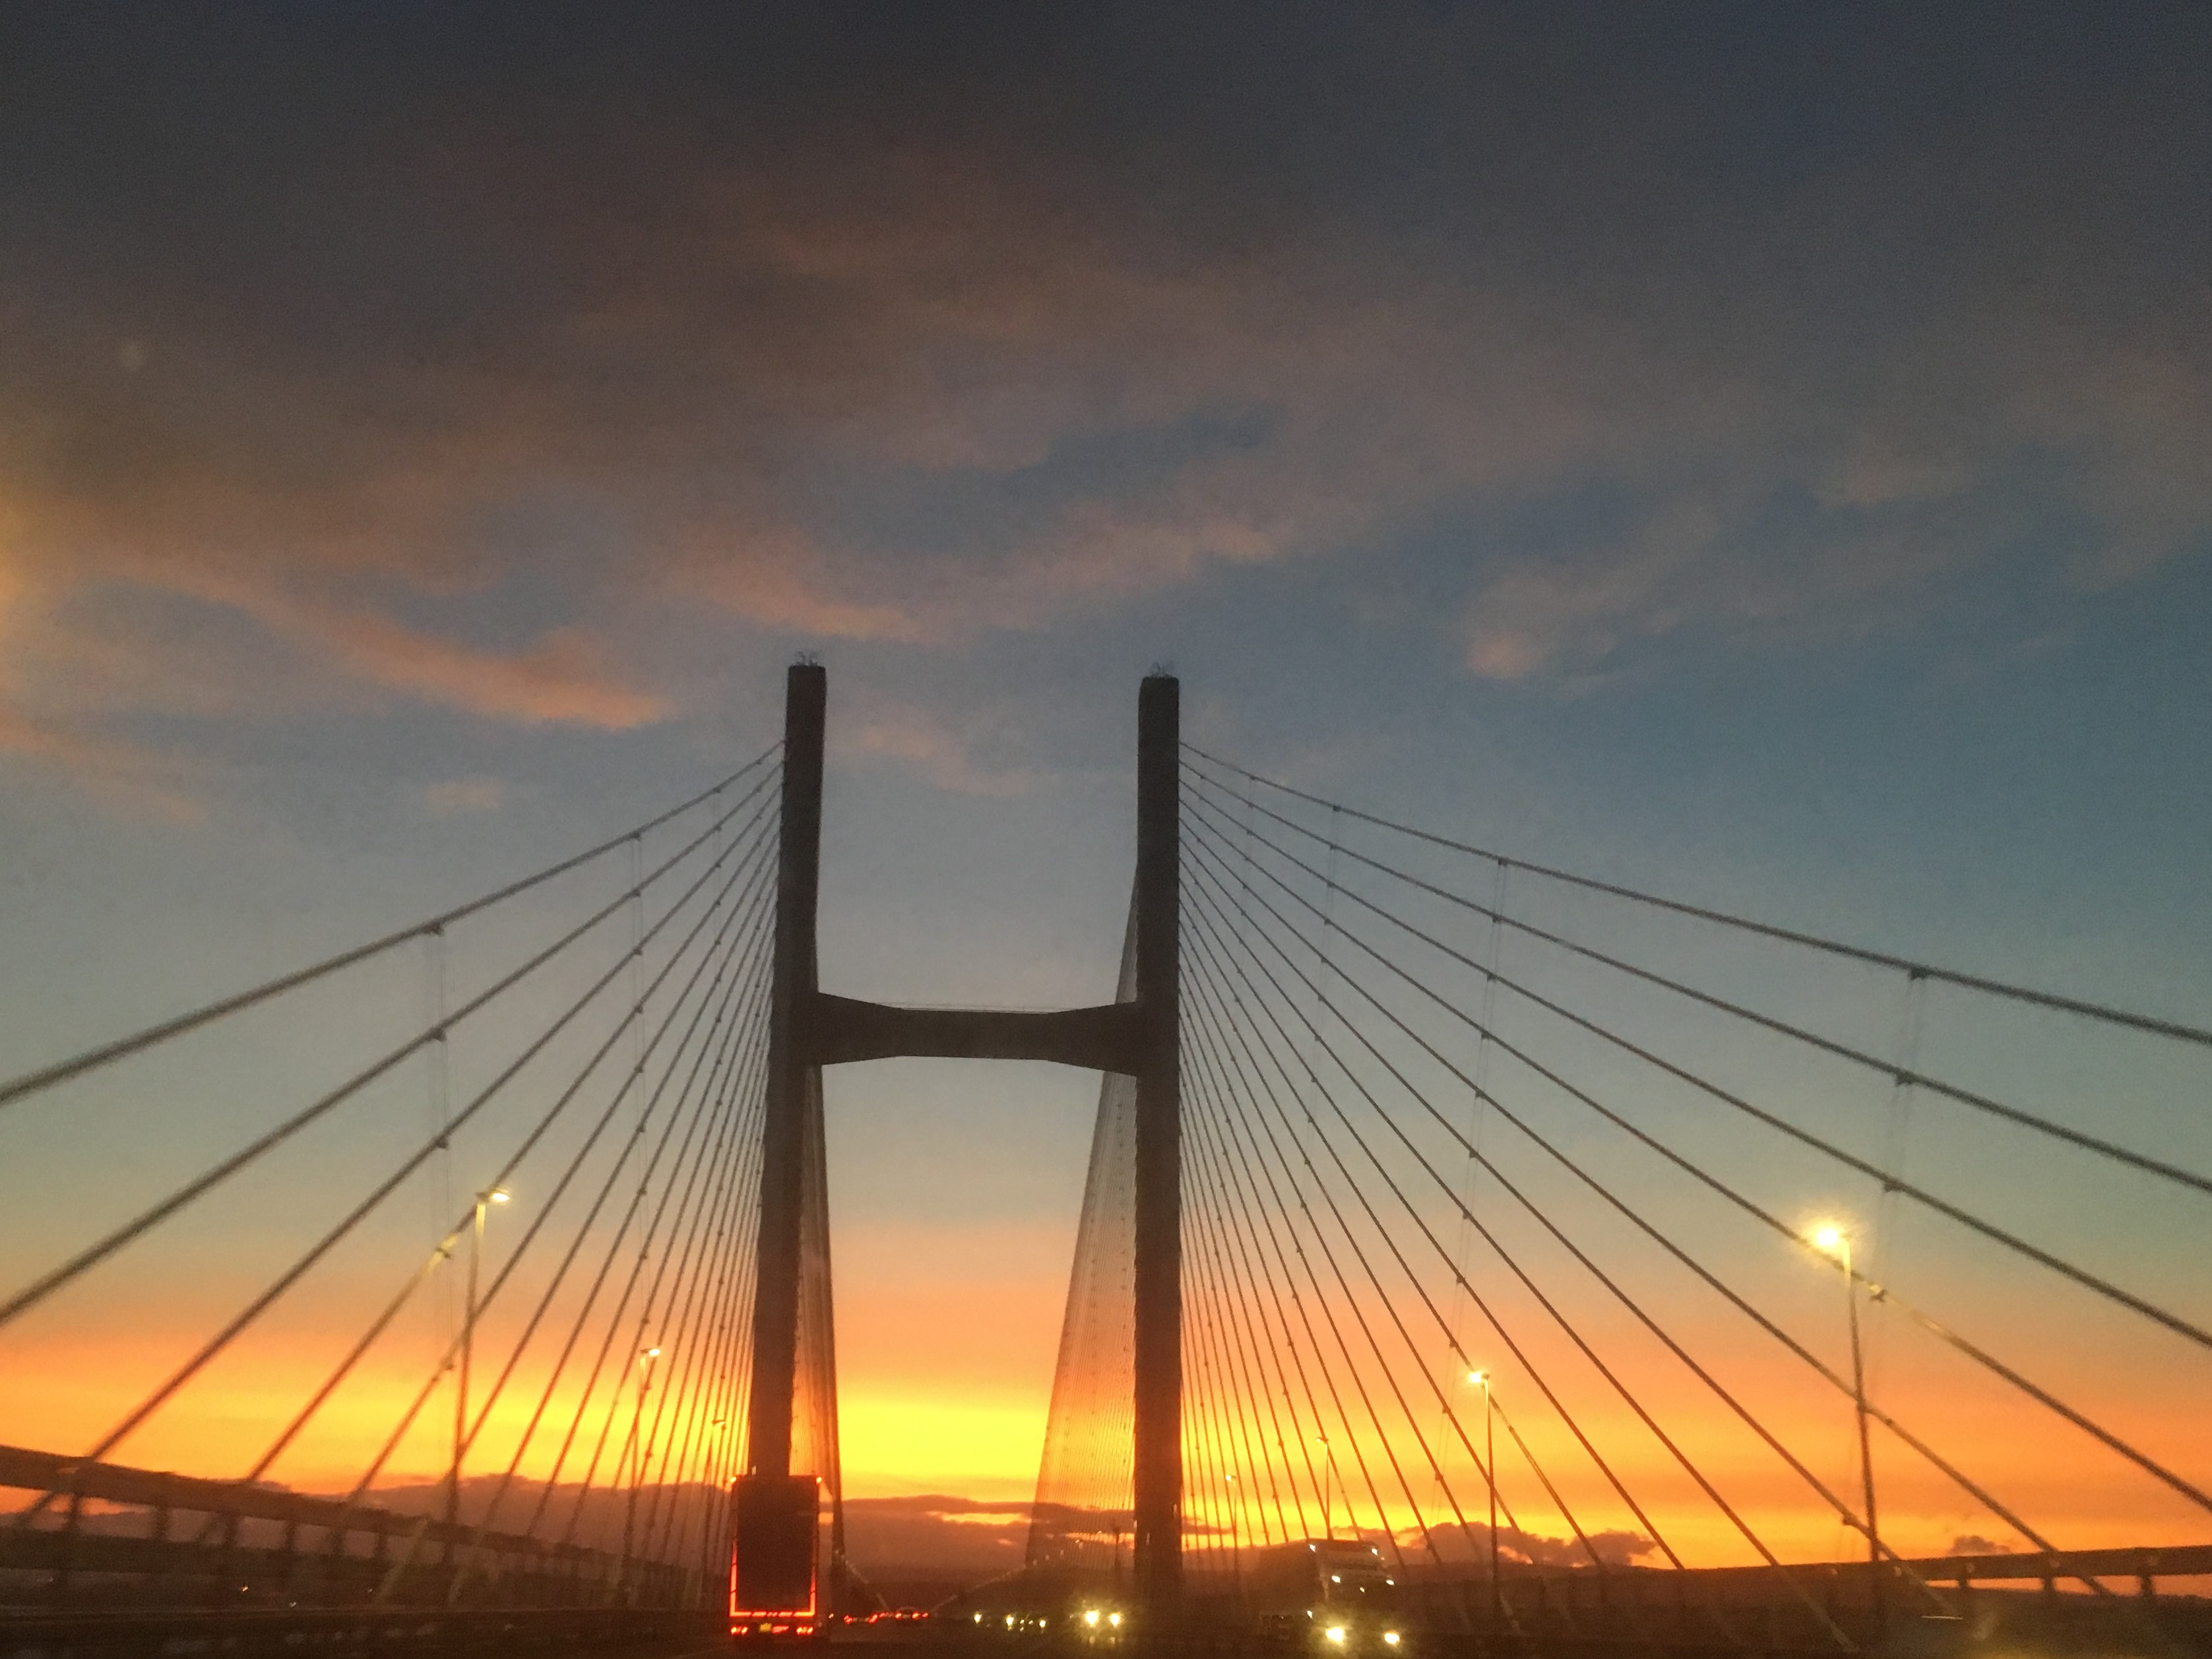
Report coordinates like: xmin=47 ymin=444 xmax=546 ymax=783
xmin=733 ymin=666 xmax=1184 ymax=1625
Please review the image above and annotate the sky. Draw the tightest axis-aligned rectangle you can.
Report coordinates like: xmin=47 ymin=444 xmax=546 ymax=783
xmin=2 ymin=0 xmax=2210 ymax=1575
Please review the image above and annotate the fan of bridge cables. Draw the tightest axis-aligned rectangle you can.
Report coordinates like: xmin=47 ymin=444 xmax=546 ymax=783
xmin=1168 ymin=745 xmax=2212 ymax=1628
xmin=1027 ymin=906 xmax=1141 ymax=1581
xmin=0 ymin=744 xmax=787 ymax=1608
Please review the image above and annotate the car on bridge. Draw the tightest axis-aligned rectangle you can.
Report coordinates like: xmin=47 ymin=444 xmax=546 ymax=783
xmin=1249 ymin=1540 xmax=1409 ymax=1654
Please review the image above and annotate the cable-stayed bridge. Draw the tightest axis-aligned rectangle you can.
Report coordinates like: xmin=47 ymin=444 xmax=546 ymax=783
xmin=2 ymin=666 xmax=2207 ymax=1658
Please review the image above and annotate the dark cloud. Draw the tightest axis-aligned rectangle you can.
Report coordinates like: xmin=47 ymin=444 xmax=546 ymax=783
xmin=1 ymin=3 xmax=2206 ymax=790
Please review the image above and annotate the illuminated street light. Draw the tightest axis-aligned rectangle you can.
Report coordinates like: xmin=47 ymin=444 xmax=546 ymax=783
xmin=447 ymin=1186 xmax=513 ymax=1565
xmin=1467 ymin=1366 xmax=1500 ymax=1635
xmin=1808 ymin=1222 xmax=1883 ymax=1641
xmin=1312 ymin=1434 xmax=1341 ymax=1540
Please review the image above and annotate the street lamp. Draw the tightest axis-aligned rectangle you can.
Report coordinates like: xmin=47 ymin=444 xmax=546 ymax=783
xmin=447 ymin=1188 xmax=511 ymax=1557
xmin=1313 ymin=1435 xmax=1341 ymax=1541
xmin=615 ymin=1345 xmax=664 ymax=1599
xmin=1812 ymin=1223 xmax=1883 ymax=1641
xmin=1225 ymin=1472 xmax=1246 ymax=1602
xmin=1467 ymin=1371 xmax=1500 ymax=1635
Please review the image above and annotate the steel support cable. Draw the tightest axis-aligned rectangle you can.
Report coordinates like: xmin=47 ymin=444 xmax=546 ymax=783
xmin=1176 ymin=1152 xmax=1236 ymax=1571
xmin=453 ymin=847 xmax=776 ymax=1478
xmin=517 ymin=969 xmax=768 ymax=1549
xmin=616 ymin=1150 xmax=749 ymax=1598
xmin=1189 ymin=1178 xmax=1280 ymax=1567
xmin=334 ymin=942 xmax=768 ymax=1610
xmin=214 ymin=828 xmax=779 ymax=1515
xmin=1186 ymin=970 xmax=1393 ymax=1554
xmin=1196 ymin=1217 xmax=1290 ymax=1554
xmin=555 ymin=1066 xmax=757 ymax=1588
xmin=623 ymin=1026 xmax=769 ymax=1601
xmin=683 ymin=1250 xmax=757 ymax=1591
xmin=311 ymin=816 xmax=774 ymax=1480
xmin=1186 ymin=1073 xmax=1400 ymax=1580
xmin=449 ymin=862 xmax=778 ymax=1539
xmin=1186 ymin=912 xmax=1553 ymax=1559
xmin=0 ymin=764 xmax=782 ymax=1336
xmin=639 ymin=1197 xmax=755 ymax=1571
xmin=0 ymin=745 xmax=783 ymax=1113
xmin=1189 ymin=823 xmax=1843 ymax=1600
xmin=1185 ymin=792 xmax=2212 ymax=1360
xmin=1194 ymin=774 xmax=2212 ymax=1354
xmin=465 ymin=931 xmax=773 ymax=1544
xmin=1193 ymin=899 xmax=1538 ymax=1539
xmin=1028 ymin=1077 xmax=1133 ymax=1568
xmin=1188 ymin=833 xmax=1858 ymax=1642
xmin=470 ymin=1060 xmax=749 ymax=1600
xmin=626 ymin=1063 xmax=755 ymax=1520
xmin=636 ymin=1141 xmax=755 ymax=1557
xmin=1189 ymin=927 xmax=1618 ymax=1643
xmin=1191 ymin=1189 xmax=1309 ymax=1549
xmin=1186 ymin=872 xmax=1654 ymax=1569
xmin=1200 ymin=858 xmax=1940 ymax=1627
xmin=1181 ymin=999 xmax=1446 ymax=1575
xmin=637 ymin=1228 xmax=746 ymax=1580
xmin=621 ymin=1061 xmax=762 ymax=1566
xmin=603 ymin=1024 xmax=764 ymax=1549
xmin=1188 ymin=796 xmax=2085 ymax=1575
xmin=22 ymin=803 xmax=777 ymax=1522
xmin=1187 ymin=805 xmax=2212 ymax=1525
xmin=1184 ymin=947 xmax=1505 ymax=1583
xmin=1188 ymin=768 xmax=2212 ymax=1205
xmin=550 ymin=989 xmax=768 ymax=1555
xmin=1185 ymin=1101 xmax=1283 ymax=1565
xmin=1182 ymin=1156 xmax=1302 ymax=1548
xmin=1189 ymin=904 xmax=1802 ymax=1655
xmin=1190 ymin=923 xmax=2138 ymax=1644
xmin=1182 ymin=1040 xmax=1399 ymax=1565
xmin=1184 ymin=1255 xmax=1241 ymax=1573
xmin=1178 ymin=1071 xmax=1335 ymax=1547
xmin=1192 ymin=853 xmax=1807 ymax=1646
xmin=692 ymin=1074 xmax=771 ymax=1511
xmin=472 ymin=950 xmax=768 ymax=1570
xmin=344 ymin=918 xmax=770 ymax=1535
xmin=1182 ymin=747 xmax=2212 ymax=1052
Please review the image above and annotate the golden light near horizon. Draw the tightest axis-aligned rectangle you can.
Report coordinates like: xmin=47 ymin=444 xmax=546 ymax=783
xmin=1465 ymin=1369 xmax=1488 ymax=1387
xmin=1810 ymin=1223 xmax=1850 ymax=1259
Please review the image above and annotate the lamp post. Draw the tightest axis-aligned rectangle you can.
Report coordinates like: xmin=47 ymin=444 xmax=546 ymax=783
xmin=1313 ymin=1435 xmax=1341 ymax=1541
xmin=1225 ymin=1472 xmax=1245 ymax=1604
xmin=1814 ymin=1224 xmax=1882 ymax=1643
xmin=1469 ymin=1371 xmax=1500 ymax=1635
xmin=447 ymin=1188 xmax=509 ymax=1561
xmin=616 ymin=1344 xmax=662 ymax=1602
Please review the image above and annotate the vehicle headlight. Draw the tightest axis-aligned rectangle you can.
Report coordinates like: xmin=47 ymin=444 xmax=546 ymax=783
xmin=1325 ymin=1628 xmax=1348 ymax=1644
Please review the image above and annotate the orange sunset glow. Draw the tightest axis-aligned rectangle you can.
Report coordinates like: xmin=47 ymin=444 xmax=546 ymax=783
xmin=4 ymin=7 xmax=2211 ymax=1652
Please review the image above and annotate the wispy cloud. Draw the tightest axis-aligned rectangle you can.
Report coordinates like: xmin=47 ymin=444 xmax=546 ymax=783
xmin=0 ymin=3 xmax=2203 ymax=747
xmin=422 ymin=776 xmax=505 ymax=815
xmin=842 ymin=693 xmax=1044 ymax=798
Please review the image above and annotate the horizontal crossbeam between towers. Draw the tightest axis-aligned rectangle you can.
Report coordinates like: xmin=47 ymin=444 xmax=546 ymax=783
xmin=804 ymin=992 xmax=1143 ymax=1073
